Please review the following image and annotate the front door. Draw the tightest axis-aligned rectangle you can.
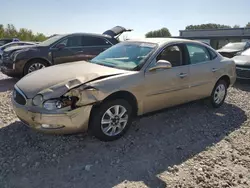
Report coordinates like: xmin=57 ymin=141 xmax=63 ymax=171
xmin=185 ymin=43 xmax=220 ymax=100
xmin=51 ymin=35 xmax=85 ymax=64
xmin=143 ymin=44 xmax=191 ymax=114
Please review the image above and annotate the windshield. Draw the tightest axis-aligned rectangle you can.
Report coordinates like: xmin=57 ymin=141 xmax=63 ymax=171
xmin=223 ymin=42 xmax=246 ymax=50
xmin=241 ymin=48 xmax=250 ymax=56
xmin=38 ymin=35 xmax=65 ymax=46
xmin=90 ymin=42 xmax=157 ymax=70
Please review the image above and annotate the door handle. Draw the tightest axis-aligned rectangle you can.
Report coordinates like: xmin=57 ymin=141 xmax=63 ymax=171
xmin=179 ymin=73 xmax=187 ymax=78
xmin=212 ymin=68 xmax=219 ymax=72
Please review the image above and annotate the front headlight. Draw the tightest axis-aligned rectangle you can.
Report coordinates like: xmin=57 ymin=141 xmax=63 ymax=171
xmin=10 ymin=51 xmax=19 ymax=61
xmin=32 ymin=94 xmax=44 ymax=106
xmin=43 ymin=97 xmax=78 ymax=111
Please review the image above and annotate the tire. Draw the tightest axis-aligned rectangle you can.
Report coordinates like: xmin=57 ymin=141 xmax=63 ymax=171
xmin=210 ymin=79 xmax=228 ymax=108
xmin=90 ymin=99 xmax=133 ymax=141
xmin=23 ymin=59 xmax=48 ymax=76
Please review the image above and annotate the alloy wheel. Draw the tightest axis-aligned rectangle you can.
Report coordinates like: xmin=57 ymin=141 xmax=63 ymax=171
xmin=101 ymin=105 xmax=129 ymax=136
xmin=28 ymin=63 xmax=46 ymax=73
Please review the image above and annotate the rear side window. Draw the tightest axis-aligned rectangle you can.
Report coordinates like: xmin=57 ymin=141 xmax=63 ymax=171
xmin=83 ymin=36 xmax=110 ymax=46
xmin=186 ymin=44 xmax=210 ymax=64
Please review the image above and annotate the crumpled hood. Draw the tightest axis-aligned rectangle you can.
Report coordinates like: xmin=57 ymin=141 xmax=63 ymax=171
xmin=232 ymin=55 xmax=250 ymax=66
xmin=217 ymin=48 xmax=241 ymax=53
xmin=4 ymin=45 xmax=38 ymax=53
xmin=16 ymin=61 xmax=130 ymax=99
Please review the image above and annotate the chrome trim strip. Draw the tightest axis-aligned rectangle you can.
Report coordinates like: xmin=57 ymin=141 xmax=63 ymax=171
xmin=190 ymin=81 xmax=212 ymax=88
xmin=147 ymin=86 xmax=189 ymax=96
xmin=147 ymin=81 xmax=211 ymax=97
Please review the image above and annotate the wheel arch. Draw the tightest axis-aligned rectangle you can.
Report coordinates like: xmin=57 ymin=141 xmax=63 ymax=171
xmin=216 ymin=75 xmax=230 ymax=87
xmin=23 ymin=57 xmax=51 ymax=76
xmin=90 ymin=90 xmax=139 ymax=119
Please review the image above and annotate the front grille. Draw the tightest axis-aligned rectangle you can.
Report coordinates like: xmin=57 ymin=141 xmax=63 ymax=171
xmin=236 ymin=64 xmax=250 ymax=69
xmin=236 ymin=67 xmax=250 ymax=79
xmin=13 ymin=87 xmax=26 ymax=105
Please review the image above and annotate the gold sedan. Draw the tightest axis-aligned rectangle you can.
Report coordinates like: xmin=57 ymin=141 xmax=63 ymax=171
xmin=12 ymin=38 xmax=236 ymax=141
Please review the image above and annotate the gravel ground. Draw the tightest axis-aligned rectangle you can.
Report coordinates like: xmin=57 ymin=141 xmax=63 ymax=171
xmin=0 ymin=72 xmax=250 ymax=188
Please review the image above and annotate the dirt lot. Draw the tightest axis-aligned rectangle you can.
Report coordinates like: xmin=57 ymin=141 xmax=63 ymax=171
xmin=0 ymin=72 xmax=250 ymax=188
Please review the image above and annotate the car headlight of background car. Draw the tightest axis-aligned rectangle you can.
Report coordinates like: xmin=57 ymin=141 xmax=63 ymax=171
xmin=43 ymin=96 xmax=79 ymax=111
xmin=10 ymin=51 xmax=21 ymax=61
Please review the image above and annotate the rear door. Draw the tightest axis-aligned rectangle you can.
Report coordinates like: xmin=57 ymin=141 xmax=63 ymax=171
xmin=81 ymin=36 xmax=112 ymax=61
xmin=184 ymin=43 xmax=220 ymax=100
xmin=51 ymin=35 xmax=85 ymax=64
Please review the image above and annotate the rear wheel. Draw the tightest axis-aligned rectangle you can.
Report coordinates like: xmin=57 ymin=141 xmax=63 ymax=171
xmin=210 ymin=79 xmax=228 ymax=108
xmin=23 ymin=59 xmax=48 ymax=76
xmin=90 ymin=99 xmax=133 ymax=141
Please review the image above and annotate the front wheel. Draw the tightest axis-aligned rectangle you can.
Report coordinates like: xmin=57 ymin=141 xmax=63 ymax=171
xmin=90 ymin=99 xmax=133 ymax=141
xmin=210 ymin=80 xmax=228 ymax=108
xmin=23 ymin=59 xmax=47 ymax=76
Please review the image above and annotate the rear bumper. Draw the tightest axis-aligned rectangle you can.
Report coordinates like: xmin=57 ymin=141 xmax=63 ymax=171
xmin=12 ymin=98 xmax=93 ymax=134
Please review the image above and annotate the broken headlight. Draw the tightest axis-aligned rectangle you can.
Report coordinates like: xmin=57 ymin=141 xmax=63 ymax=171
xmin=43 ymin=96 xmax=78 ymax=111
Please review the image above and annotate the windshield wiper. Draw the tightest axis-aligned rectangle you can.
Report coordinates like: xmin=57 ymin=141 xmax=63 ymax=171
xmin=95 ymin=62 xmax=116 ymax=68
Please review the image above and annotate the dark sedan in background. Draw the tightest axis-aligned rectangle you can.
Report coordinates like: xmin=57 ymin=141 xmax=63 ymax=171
xmin=0 ymin=26 xmax=132 ymax=78
xmin=233 ymin=48 xmax=250 ymax=80
xmin=217 ymin=41 xmax=250 ymax=58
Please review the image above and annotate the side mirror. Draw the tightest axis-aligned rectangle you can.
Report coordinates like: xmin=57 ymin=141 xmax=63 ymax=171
xmin=149 ymin=60 xmax=172 ymax=71
xmin=56 ymin=43 xmax=66 ymax=50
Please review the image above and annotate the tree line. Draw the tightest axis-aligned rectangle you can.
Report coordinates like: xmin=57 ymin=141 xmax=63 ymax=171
xmin=0 ymin=24 xmax=47 ymax=42
xmin=145 ymin=22 xmax=250 ymax=38
xmin=1 ymin=22 xmax=250 ymax=41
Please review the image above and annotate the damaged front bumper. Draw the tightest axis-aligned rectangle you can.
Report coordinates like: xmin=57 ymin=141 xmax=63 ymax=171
xmin=12 ymin=99 xmax=93 ymax=134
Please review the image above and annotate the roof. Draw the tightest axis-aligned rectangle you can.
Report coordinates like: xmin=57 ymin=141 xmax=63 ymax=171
xmin=127 ymin=37 xmax=196 ymax=45
xmin=179 ymin=27 xmax=250 ymax=32
xmin=62 ymin=32 xmax=112 ymax=38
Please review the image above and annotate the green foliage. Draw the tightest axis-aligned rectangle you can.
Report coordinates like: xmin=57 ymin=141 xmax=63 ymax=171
xmin=0 ymin=24 xmax=47 ymax=41
xmin=185 ymin=23 xmax=232 ymax=30
xmin=145 ymin=28 xmax=171 ymax=38
xmin=233 ymin=25 xmax=240 ymax=28
xmin=246 ymin=22 xmax=250 ymax=28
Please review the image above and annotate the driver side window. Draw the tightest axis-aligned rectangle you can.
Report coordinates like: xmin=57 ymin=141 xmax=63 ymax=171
xmin=156 ymin=45 xmax=182 ymax=67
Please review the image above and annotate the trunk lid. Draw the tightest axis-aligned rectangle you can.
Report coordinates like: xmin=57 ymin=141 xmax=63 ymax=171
xmin=103 ymin=26 xmax=133 ymax=38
